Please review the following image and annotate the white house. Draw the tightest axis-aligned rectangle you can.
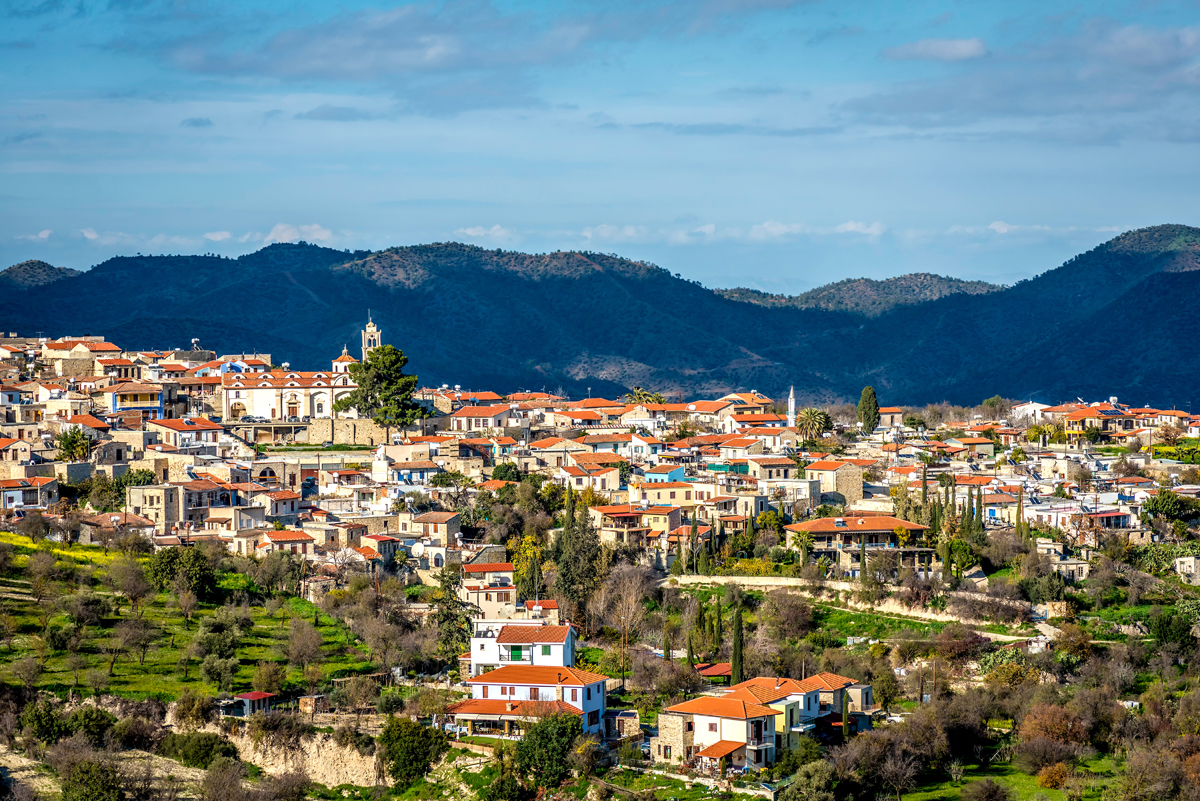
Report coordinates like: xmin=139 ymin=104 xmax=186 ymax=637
xmin=466 ymin=621 xmax=577 ymax=677
xmin=448 ymin=663 xmax=608 ymax=736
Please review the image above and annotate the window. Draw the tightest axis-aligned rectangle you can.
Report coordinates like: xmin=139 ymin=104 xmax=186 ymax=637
xmin=571 ymin=689 xmax=578 ymax=702
xmin=708 ymin=723 xmax=718 ymax=732
xmin=588 ymin=710 xmax=599 ymax=726
xmin=685 ymin=721 xmax=694 ymax=732
xmin=478 ymin=643 xmax=485 ymax=651
xmin=670 ymin=491 xmax=676 ymax=499
xmin=586 ymin=687 xmax=592 ymax=700
xmin=529 ymin=688 xmax=539 ymax=701
xmin=501 ymin=686 xmax=507 ymax=696
xmin=541 ymin=645 xmax=551 ymax=655
xmin=482 ymin=686 xmax=488 ymax=698
xmin=510 ymin=687 xmax=515 ymax=695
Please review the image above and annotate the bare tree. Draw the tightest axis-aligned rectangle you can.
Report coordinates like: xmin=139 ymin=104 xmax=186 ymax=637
xmin=111 ymin=558 xmax=153 ymax=618
xmin=175 ymin=589 xmax=198 ymax=629
xmin=10 ymin=656 xmax=42 ymax=695
xmin=286 ymin=619 xmax=323 ymax=669
xmin=604 ymin=564 xmax=651 ymax=692
xmin=879 ymin=751 xmax=919 ymax=801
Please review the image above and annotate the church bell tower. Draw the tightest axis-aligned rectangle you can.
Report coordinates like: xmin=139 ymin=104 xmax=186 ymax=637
xmin=361 ymin=312 xmax=381 ymax=362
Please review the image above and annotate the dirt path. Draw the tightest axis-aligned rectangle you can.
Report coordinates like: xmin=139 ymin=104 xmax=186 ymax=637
xmin=0 ymin=746 xmax=61 ymax=797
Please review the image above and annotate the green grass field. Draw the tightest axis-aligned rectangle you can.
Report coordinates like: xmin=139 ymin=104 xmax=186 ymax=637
xmin=907 ymin=756 xmax=1120 ymax=801
xmin=0 ymin=531 xmax=375 ymax=701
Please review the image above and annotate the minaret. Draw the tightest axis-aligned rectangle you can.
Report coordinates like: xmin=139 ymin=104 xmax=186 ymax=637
xmin=787 ymin=385 xmax=796 ymax=428
xmin=361 ymin=312 xmax=381 ymax=362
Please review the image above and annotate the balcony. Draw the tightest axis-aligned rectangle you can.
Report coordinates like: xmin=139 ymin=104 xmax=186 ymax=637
xmin=848 ymin=703 xmax=882 ymax=714
xmin=746 ymin=737 xmax=771 ymax=748
xmin=498 ymin=653 xmax=533 ymax=663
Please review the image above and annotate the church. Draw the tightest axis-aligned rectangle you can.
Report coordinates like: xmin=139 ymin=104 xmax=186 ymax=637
xmin=219 ymin=317 xmax=382 ymax=421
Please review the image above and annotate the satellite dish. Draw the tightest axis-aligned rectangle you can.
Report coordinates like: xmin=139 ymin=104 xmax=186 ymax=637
xmin=411 ymin=542 xmax=426 ymax=557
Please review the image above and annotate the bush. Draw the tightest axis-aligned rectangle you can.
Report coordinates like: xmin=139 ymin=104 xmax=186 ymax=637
xmin=377 ymin=716 xmax=448 ymax=788
xmin=61 ymin=760 xmax=123 ymax=801
xmin=1015 ymin=738 xmax=1078 ymax=774
xmin=67 ymin=707 xmax=116 ymax=748
xmin=20 ymin=699 xmax=69 ymax=745
xmin=805 ymin=631 xmax=845 ymax=650
xmin=961 ymin=779 xmax=1015 ymax=801
xmin=246 ymin=711 xmax=315 ymax=759
xmin=111 ymin=717 xmax=159 ymax=751
xmin=332 ymin=725 xmax=375 ymax=757
xmin=173 ymin=691 xmax=215 ymax=730
xmin=1037 ymin=762 xmax=1070 ymax=789
xmin=376 ymin=693 xmax=404 ymax=717
xmin=159 ymin=731 xmax=238 ymax=769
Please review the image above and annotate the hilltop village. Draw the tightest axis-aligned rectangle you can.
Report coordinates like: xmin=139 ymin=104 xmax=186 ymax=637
xmin=1 ymin=320 xmax=1200 ymax=801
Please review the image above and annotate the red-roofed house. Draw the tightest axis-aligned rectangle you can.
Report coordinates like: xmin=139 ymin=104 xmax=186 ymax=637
xmin=258 ymin=529 xmax=315 ymax=556
xmin=803 ymin=460 xmax=863 ymax=505
xmin=651 ymin=694 xmax=781 ymax=769
xmin=785 ymin=515 xmax=933 ymax=578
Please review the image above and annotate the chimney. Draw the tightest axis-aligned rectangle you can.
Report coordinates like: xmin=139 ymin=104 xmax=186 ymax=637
xmin=506 ymin=702 xmax=516 ymax=712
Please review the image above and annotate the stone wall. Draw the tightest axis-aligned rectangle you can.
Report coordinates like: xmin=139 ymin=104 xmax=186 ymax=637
xmin=662 ymin=575 xmax=1026 ymax=626
xmin=56 ymin=358 xmax=96 ymax=377
xmin=647 ymin=711 xmax=691 ymax=764
xmin=306 ymin=418 xmax=401 ymax=447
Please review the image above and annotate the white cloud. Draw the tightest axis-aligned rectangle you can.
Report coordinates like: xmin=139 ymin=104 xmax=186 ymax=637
xmin=264 ymin=223 xmax=333 ymax=244
xmin=454 ymin=224 xmax=516 ymax=243
xmin=749 ymin=221 xmax=810 ymax=240
xmin=80 ymin=228 xmax=98 ymax=240
xmin=989 ymin=221 xmax=1015 ymax=234
xmin=581 ymin=224 xmax=651 ymax=243
xmin=16 ymin=229 xmax=51 ymax=241
xmin=204 ymin=231 xmax=232 ymax=241
xmin=238 ymin=231 xmax=262 ymax=243
xmin=883 ymin=37 xmax=987 ymax=62
xmin=835 ymin=220 xmax=886 ymax=236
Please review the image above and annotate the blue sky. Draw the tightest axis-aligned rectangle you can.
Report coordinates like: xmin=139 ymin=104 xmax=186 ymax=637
xmin=4 ymin=0 xmax=1200 ymax=292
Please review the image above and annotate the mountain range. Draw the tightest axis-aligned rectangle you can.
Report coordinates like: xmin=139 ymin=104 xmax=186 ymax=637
xmin=3 ymin=224 xmax=1200 ymax=405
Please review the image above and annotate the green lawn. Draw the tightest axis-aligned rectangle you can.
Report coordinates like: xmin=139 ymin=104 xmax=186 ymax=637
xmin=599 ymin=767 xmax=760 ymax=801
xmin=0 ymin=532 xmax=375 ymax=701
xmin=907 ymin=757 xmax=1120 ymax=801
xmin=812 ymin=604 xmax=949 ymax=640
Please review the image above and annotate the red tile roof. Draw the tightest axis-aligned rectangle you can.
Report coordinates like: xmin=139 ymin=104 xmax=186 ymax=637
xmin=495 ymin=625 xmax=572 ymax=644
xmin=463 ymin=562 xmax=514 ymax=573
xmin=445 ymin=698 xmax=582 ymax=717
xmin=663 ymin=696 xmax=781 ymax=719
xmin=465 ymin=665 xmax=608 ymax=686
xmin=696 ymin=740 xmax=745 ymax=759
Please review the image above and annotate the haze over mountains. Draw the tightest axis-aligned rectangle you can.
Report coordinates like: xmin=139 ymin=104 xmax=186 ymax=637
xmin=3 ymin=224 xmax=1200 ymax=406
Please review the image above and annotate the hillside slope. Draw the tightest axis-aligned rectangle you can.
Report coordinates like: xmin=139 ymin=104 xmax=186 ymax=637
xmin=717 ymin=273 xmax=1000 ymax=317
xmin=3 ymin=225 xmax=1200 ymax=403
xmin=0 ymin=259 xmax=81 ymax=289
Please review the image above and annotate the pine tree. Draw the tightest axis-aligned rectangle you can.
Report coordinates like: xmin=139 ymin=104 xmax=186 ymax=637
xmin=731 ymin=607 xmax=744 ymax=685
xmin=857 ymin=386 xmax=881 ymax=433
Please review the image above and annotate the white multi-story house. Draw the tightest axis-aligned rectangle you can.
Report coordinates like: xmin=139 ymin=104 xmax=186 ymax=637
xmin=466 ymin=621 xmax=576 ymax=677
xmin=447 ymin=620 xmax=607 ymax=736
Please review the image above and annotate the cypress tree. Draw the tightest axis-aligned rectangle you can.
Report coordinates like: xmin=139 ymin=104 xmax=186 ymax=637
xmin=698 ymin=547 xmax=710 ymax=576
xmin=731 ymin=607 xmax=744 ymax=685
xmin=663 ymin=632 xmax=673 ymax=664
xmin=841 ymin=693 xmax=850 ymax=742
xmin=686 ymin=631 xmax=695 ymax=668
xmin=714 ymin=602 xmax=723 ymax=647
xmin=857 ymin=386 xmax=881 ymax=433
xmin=920 ymin=463 xmax=928 ymax=505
